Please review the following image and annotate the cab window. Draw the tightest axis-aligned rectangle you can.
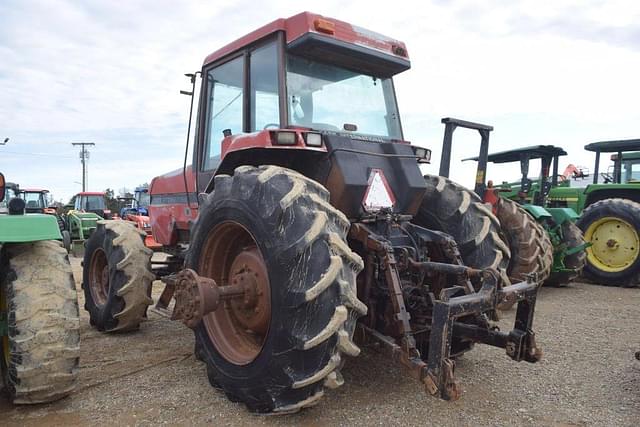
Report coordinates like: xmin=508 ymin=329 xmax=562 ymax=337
xmin=250 ymin=42 xmax=279 ymax=131
xmin=203 ymin=56 xmax=244 ymax=170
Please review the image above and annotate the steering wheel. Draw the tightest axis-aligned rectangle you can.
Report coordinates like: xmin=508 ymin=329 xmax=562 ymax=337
xmin=557 ymin=174 xmax=567 ymax=182
xmin=263 ymin=123 xmax=280 ymax=130
xmin=600 ymin=172 xmax=614 ymax=183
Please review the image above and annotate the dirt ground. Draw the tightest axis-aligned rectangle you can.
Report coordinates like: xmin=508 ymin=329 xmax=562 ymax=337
xmin=1 ymin=256 xmax=639 ymax=426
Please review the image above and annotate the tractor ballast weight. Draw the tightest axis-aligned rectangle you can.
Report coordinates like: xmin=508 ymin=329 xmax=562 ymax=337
xmin=82 ymin=12 xmax=543 ymax=413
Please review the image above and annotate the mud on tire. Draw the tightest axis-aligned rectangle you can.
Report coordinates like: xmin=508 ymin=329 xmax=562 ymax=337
xmin=415 ymin=175 xmax=511 ymax=286
xmin=0 ymin=240 xmax=80 ymax=404
xmin=496 ymin=198 xmax=553 ymax=283
xmin=82 ymin=220 xmax=154 ymax=332
xmin=546 ymin=221 xmax=587 ymax=286
xmin=188 ymin=165 xmax=366 ymax=414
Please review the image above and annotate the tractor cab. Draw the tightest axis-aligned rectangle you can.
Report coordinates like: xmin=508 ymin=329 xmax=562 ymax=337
xmin=607 ymin=152 xmax=640 ymax=183
xmin=585 ymin=139 xmax=640 ymax=185
xmin=74 ymin=192 xmax=111 ymax=219
xmin=118 ymin=186 xmax=150 ymax=217
xmin=17 ymin=189 xmax=50 ymax=214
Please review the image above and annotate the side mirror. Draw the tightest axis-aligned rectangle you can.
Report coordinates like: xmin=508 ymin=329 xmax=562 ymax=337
xmin=0 ymin=173 xmax=5 ymax=202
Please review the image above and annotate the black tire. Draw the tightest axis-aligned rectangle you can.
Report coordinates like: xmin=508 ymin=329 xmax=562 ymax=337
xmin=62 ymin=230 xmax=71 ymax=253
xmin=82 ymin=220 xmax=154 ymax=331
xmin=188 ymin=165 xmax=366 ymax=414
xmin=546 ymin=221 xmax=587 ymax=286
xmin=576 ymin=198 xmax=640 ymax=286
xmin=415 ymin=175 xmax=511 ymax=286
xmin=0 ymin=240 xmax=80 ymax=404
xmin=494 ymin=198 xmax=553 ymax=284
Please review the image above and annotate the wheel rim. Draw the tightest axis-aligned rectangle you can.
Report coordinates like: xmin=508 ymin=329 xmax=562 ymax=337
xmin=584 ymin=216 xmax=640 ymax=272
xmin=1 ymin=284 xmax=9 ymax=368
xmin=199 ymin=221 xmax=271 ymax=365
xmin=88 ymin=248 xmax=110 ymax=306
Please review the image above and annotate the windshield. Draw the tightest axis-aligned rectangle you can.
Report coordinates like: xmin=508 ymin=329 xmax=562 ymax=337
xmin=83 ymin=196 xmax=105 ymax=211
xmin=137 ymin=192 xmax=150 ymax=207
xmin=286 ymin=55 xmax=402 ymax=139
xmin=20 ymin=192 xmax=45 ymax=209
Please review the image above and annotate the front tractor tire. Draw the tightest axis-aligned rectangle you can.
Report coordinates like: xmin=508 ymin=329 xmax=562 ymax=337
xmin=1 ymin=241 xmax=80 ymax=404
xmin=576 ymin=199 xmax=640 ymax=286
xmin=188 ymin=165 xmax=366 ymax=414
xmin=82 ymin=221 xmax=154 ymax=332
xmin=415 ymin=175 xmax=511 ymax=286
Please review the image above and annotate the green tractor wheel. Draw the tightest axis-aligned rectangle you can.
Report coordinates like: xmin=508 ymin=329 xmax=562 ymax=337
xmin=576 ymin=198 xmax=640 ymax=286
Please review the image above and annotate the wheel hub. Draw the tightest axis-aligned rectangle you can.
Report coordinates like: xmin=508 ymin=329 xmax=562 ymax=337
xmin=585 ymin=216 xmax=639 ymax=272
xmin=89 ymin=248 xmax=110 ymax=306
xmin=199 ymin=221 xmax=272 ymax=366
xmin=228 ymin=250 xmax=270 ymax=336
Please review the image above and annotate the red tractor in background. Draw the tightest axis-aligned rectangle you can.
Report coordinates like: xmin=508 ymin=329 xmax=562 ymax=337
xmin=82 ymin=12 xmax=542 ymax=413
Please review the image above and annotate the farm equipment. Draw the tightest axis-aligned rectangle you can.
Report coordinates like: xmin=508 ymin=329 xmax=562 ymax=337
xmin=82 ymin=12 xmax=543 ymax=413
xmin=467 ymin=145 xmax=588 ymax=285
xmin=117 ymin=186 xmax=161 ymax=249
xmin=61 ymin=192 xmax=109 ymax=256
xmin=0 ymin=172 xmax=79 ymax=404
xmin=546 ymin=139 xmax=640 ymax=286
xmin=420 ymin=118 xmax=554 ymax=287
xmin=73 ymin=191 xmax=112 ymax=219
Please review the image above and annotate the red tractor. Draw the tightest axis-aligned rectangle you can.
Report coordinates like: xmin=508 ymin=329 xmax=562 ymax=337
xmin=83 ymin=12 xmax=542 ymax=413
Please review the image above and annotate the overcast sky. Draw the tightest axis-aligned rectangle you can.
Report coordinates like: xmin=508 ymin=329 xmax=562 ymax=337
xmin=1 ymin=0 xmax=639 ymax=202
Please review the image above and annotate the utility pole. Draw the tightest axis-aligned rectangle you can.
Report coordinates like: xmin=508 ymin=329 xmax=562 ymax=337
xmin=71 ymin=142 xmax=95 ymax=192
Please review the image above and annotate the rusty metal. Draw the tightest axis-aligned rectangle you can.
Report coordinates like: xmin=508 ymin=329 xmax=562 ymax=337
xmin=88 ymin=247 xmax=109 ymax=306
xmin=408 ymin=258 xmax=483 ymax=278
xmin=171 ymin=268 xmax=248 ymax=329
xmin=349 ymin=220 xmax=542 ymax=401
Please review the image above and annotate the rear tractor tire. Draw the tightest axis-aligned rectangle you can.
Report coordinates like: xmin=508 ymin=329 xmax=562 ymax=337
xmin=415 ymin=175 xmax=511 ymax=286
xmin=576 ymin=199 xmax=640 ymax=287
xmin=188 ymin=165 xmax=366 ymax=414
xmin=546 ymin=221 xmax=587 ymax=286
xmin=1 ymin=240 xmax=80 ymax=404
xmin=495 ymin=198 xmax=553 ymax=284
xmin=82 ymin=220 xmax=154 ymax=332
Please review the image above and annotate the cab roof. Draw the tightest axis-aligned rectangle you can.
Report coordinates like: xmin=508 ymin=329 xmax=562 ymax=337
xmin=584 ymin=139 xmax=640 ymax=153
xmin=20 ymin=188 xmax=49 ymax=193
xmin=464 ymin=145 xmax=567 ymax=163
xmin=203 ymin=11 xmax=409 ymax=76
xmin=77 ymin=192 xmax=105 ymax=196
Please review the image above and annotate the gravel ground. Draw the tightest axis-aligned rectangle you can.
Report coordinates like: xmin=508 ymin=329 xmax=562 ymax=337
xmin=1 ymin=256 xmax=639 ymax=426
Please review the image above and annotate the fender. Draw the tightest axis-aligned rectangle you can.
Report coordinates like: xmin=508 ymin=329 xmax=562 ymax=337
xmin=521 ymin=204 xmax=553 ymax=220
xmin=546 ymin=207 xmax=579 ymax=226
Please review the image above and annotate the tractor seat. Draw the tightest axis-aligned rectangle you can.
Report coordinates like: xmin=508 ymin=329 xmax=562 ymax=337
xmin=27 ymin=201 xmax=39 ymax=208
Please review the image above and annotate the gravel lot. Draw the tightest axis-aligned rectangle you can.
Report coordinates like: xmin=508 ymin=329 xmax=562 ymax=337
xmin=1 ymin=257 xmax=639 ymax=426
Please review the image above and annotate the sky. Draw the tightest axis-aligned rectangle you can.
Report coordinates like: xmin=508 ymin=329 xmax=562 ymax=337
xmin=1 ymin=0 xmax=639 ymax=202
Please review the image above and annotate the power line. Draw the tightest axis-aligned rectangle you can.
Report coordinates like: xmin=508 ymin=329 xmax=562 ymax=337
xmin=71 ymin=142 xmax=95 ymax=192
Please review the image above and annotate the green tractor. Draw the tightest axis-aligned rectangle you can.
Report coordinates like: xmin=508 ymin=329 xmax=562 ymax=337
xmin=546 ymin=139 xmax=640 ymax=286
xmin=0 ymin=173 xmax=80 ymax=403
xmin=419 ymin=118 xmax=554 ymax=290
xmin=468 ymin=145 xmax=588 ymax=285
xmin=62 ymin=192 xmax=106 ymax=257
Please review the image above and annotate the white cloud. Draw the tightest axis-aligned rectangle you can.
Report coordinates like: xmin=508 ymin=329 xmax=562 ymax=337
xmin=0 ymin=0 xmax=639 ymax=201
